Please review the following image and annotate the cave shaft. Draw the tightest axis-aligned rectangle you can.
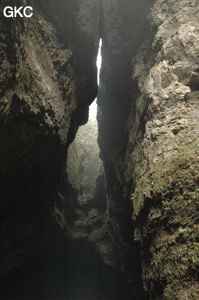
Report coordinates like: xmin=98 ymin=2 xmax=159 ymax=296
xmin=0 ymin=0 xmax=199 ymax=299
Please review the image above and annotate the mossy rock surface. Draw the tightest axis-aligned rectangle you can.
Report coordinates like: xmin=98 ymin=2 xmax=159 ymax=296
xmin=132 ymin=140 xmax=199 ymax=299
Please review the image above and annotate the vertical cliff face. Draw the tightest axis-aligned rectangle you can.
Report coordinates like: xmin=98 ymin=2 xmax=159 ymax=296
xmin=98 ymin=0 xmax=199 ymax=299
xmin=125 ymin=1 xmax=199 ymax=298
xmin=0 ymin=0 xmax=199 ymax=299
xmin=0 ymin=0 xmax=100 ymax=274
xmin=0 ymin=1 xmax=74 ymax=277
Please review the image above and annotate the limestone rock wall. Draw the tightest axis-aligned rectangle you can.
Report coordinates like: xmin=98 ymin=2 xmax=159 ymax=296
xmin=97 ymin=0 xmax=199 ymax=299
xmin=97 ymin=0 xmax=156 ymax=298
xmin=0 ymin=0 xmax=99 ymax=280
xmin=0 ymin=0 xmax=198 ymax=299
xmin=0 ymin=1 xmax=73 ymax=276
xmin=123 ymin=0 xmax=199 ymax=298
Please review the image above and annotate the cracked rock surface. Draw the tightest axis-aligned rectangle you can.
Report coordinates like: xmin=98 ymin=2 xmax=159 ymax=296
xmin=0 ymin=0 xmax=198 ymax=299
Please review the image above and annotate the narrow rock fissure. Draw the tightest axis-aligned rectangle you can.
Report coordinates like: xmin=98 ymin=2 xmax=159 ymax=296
xmin=89 ymin=39 xmax=102 ymax=121
xmin=58 ymin=34 xmax=144 ymax=299
xmin=60 ymin=39 xmax=134 ymax=299
xmin=0 ymin=4 xmax=145 ymax=299
xmin=0 ymin=5 xmax=144 ymax=299
xmin=1 ymin=1 xmax=197 ymax=299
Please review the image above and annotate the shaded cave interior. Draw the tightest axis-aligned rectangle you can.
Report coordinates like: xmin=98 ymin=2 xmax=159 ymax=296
xmin=1 ymin=1 xmax=198 ymax=299
xmin=0 ymin=1 xmax=155 ymax=299
xmin=0 ymin=37 xmax=143 ymax=300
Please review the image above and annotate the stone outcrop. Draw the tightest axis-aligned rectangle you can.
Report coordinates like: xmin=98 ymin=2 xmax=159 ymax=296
xmin=0 ymin=0 xmax=198 ymax=299
xmin=0 ymin=1 xmax=74 ymax=276
xmin=98 ymin=0 xmax=199 ymax=299
xmin=0 ymin=0 xmax=99 ymax=277
xmin=126 ymin=1 xmax=199 ymax=298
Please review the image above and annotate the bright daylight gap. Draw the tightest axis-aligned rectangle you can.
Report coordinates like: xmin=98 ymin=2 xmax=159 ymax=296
xmin=89 ymin=39 xmax=102 ymax=120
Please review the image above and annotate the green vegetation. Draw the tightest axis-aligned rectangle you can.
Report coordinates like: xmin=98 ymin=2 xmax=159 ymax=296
xmin=25 ymin=8 xmax=43 ymax=38
xmin=131 ymin=144 xmax=142 ymax=181
xmin=17 ymin=63 xmax=32 ymax=94
xmin=132 ymin=140 xmax=199 ymax=299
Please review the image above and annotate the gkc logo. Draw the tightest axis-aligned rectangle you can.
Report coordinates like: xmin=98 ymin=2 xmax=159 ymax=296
xmin=3 ymin=6 xmax=33 ymax=18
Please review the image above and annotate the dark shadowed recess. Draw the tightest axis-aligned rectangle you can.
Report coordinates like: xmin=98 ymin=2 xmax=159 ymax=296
xmin=0 ymin=1 xmax=156 ymax=299
xmin=0 ymin=222 xmax=130 ymax=300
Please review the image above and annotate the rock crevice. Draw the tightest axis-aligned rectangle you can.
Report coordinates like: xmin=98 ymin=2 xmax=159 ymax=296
xmin=0 ymin=0 xmax=198 ymax=299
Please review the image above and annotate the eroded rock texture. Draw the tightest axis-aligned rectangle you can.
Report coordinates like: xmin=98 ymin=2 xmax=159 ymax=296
xmin=0 ymin=1 xmax=75 ymax=277
xmin=0 ymin=0 xmax=99 ymax=297
xmin=123 ymin=0 xmax=199 ymax=299
xmin=57 ymin=120 xmax=131 ymax=299
xmin=64 ymin=119 xmax=139 ymax=298
xmin=0 ymin=0 xmax=198 ymax=299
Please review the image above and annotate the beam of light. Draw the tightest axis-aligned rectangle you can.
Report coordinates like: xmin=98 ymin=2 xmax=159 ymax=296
xmin=97 ymin=39 xmax=102 ymax=84
xmin=89 ymin=39 xmax=102 ymax=121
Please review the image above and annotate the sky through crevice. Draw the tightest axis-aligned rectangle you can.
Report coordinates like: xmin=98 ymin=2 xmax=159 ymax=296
xmin=89 ymin=39 xmax=102 ymax=121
